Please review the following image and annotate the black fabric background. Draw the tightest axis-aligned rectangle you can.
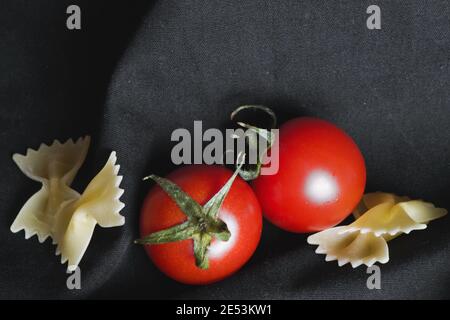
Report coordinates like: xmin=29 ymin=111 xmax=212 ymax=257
xmin=0 ymin=0 xmax=449 ymax=299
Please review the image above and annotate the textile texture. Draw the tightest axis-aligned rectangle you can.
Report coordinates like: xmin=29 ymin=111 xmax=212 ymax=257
xmin=0 ymin=0 xmax=449 ymax=299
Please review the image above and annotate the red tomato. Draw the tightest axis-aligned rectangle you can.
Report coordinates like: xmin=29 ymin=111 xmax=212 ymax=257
xmin=140 ymin=165 xmax=262 ymax=285
xmin=253 ymin=117 xmax=366 ymax=233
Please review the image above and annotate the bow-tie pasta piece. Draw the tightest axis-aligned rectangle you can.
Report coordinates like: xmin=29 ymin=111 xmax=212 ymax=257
xmin=308 ymin=192 xmax=447 ymax=268
xmin=10 ymin=136 xmax=90 ymax=242
xmin=397 ymin=200 xmax=447 ymax=224
xmin=307 ymin=226 xmax=389 ymax=268
xmin=55 ymin=151 xmax=125 ymax=271
xmin=352 ymin=192 xmax=409 ymax=219
xmin=11 ymin=137 xmax=126 ymax=271
xmin=343 ymin=199 xmax=447 ymax=237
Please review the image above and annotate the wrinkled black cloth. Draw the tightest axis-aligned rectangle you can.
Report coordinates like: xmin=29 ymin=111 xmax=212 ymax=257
xmin=0 ymin=0 xmax=449 ymax=299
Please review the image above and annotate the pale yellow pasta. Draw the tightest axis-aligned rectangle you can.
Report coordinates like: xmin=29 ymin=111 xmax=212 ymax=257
xmin=345 ymin=195 xmax=447 ymax=237
xmin=55 ymin=152 xmax=125 ymax=271
xmin=11 ymin=136 xmax=90 ymax=242
xmin=352 ymin=192 xmax=409 ymax=219
xmin=308 ymin=192 xmax=447 ymax=268
xmin=10 ymin=137 xmax=125 ymax=271
xmin=307 ymin=226 xmax=389 ymax=268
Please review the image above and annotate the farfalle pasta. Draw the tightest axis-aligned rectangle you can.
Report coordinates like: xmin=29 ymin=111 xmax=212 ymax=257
xmin=11 ymin=137 xmax=125 ymax=271
xmin=307 ymin=192 xmax=447 ymax=268
xmin=307 ymin=226 xmax=389 ymax=268
xmin=11 ymin=136 xmax=90 ymax=242
xmin=352 ymin=192 xmax=410 ymax=219
xmin=342 ymin=200 xmax=447 ymax=237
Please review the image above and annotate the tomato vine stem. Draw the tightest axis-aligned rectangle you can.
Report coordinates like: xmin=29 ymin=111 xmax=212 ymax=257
xmin=230 ymin=105 xmax=277 ymax=181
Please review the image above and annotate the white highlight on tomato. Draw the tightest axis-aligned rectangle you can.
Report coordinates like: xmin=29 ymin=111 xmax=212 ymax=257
xmin=304 ymin=169 xmax=339 ymax=204
xmin=208 ymin=212 xmax=238 ymax=259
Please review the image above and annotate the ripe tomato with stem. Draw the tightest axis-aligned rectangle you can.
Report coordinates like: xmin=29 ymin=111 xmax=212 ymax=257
xmin=231 ymin=106 xmax=366 ymax=233
xmin=137 ymin=163 xmax=262 ymax=285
